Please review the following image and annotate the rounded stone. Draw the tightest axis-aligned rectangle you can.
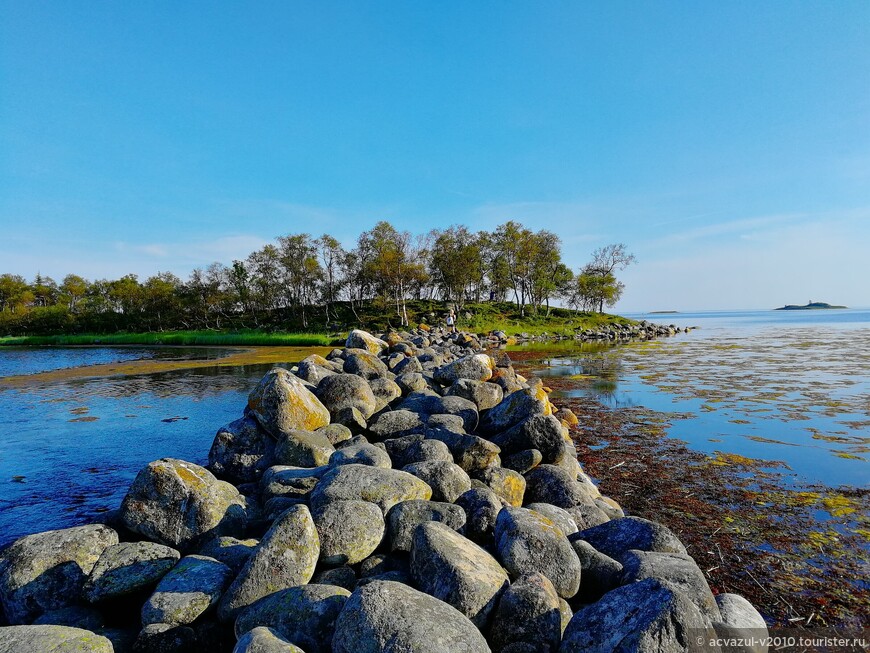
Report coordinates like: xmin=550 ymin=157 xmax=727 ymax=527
xmin=313 ymin=500 xmax=385 ymax=565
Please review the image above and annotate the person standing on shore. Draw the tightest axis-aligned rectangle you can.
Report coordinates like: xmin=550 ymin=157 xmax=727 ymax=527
xmin=446 ymin=309 xmax=456 ymax=333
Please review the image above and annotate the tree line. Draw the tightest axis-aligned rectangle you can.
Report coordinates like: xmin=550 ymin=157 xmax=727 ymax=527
xmin=0 ymin=221 xmax=635 ymax=335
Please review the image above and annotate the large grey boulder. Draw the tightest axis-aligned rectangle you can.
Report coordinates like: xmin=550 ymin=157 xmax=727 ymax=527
xmin=523 ymin=465 xmax=597 ymax=509
xmin=120 ymin=458 xmax=248 ymax=551
xmin=411 ymin=522 xmax=509 ymax=629
xmin=494 ymin=507 xmax=581 ymax=599
xmin=0 ymin=625 xmax=114 ymax=652
xmin=316 ymin=374 xmax=378 ymax=419
xmin=479 ymin=388 xmax=550 ymax=435
xmin=713 ymin=594 xmax=769 ymax=653
xmin=346 ymin=329 xmax=388 ymax=354
xmin=142 ymin=555 xmax=232 ymax=626
xmin=425 ymin=429 xmax=501 ymax=473
xmin=233 ymin=626 xmax=306 ymax=653
xmin=570 ymin=540 xmax=623 ymax=603
xmin=399 ymin=394 xmax=479 ymax=432
xmin=455 ymin=487 xmax=503 ymax=544
xmin=402 ymin=460 xmax=472 ymax=503
xmin=218 ymin=505 xmax=320 ymax=622
xmin=386 ymin=499 xmax=467 ymax=552
xmin=332 ymin=580 xmax=491 ymax=653
xmin=235 ymin=584 xmax=351 ymax=653
xmin=309 ymin=464 xmax=432 ymax=514
xmin=274 ymin=429 xmax=335 ymax=468
xmin=368 ymin=410 xmax=427 ymax=439
xmin=559 ymin=578 xmax=708 ymax=653
xmin=368 ymin=377 xmax=403 ymax=411
xmin=197 ymin=536 xmax=258 ymax=573
xmin=490 ymin=573 xmax=561 ymax=653
xmin=621 ymin=549 xmax=722 ymax=624
xmin=394 ymin=438 xmax=453 ymax=467
xmin=329 ymin=442 xmax=392 ymax=469
xmin=83 ymin=541 xmax=180 ymax=602
xmin=492 ymin=416 xmax=565 ymax=463
xmin=248 ymin=367 xmax=331 ymax=437
xmin=434 ymin=354 xmax=494 ymax=384
xmin=445 ymin=379 xmax=503 ymax=411
xmin=572 ymin=516 xmax=687 ymax=560
xmin=32 ymin=606 xmax=104 ymax=631
xmin=474 ymin=466 xmax=525 ymax=507
xmin=208 ymin=415 xmax=276 ymax=484
xmin=343 ymin=350 xmax=389 ymax=379
xmin=313 ymin=500 xmax=385 ymax=565
xmin=527 ymin=503 xmax=579 ymax=536
xmin=0 ymin=524 xmax=117 ymax=624
xmin=295 ymin=360 xmax=337 ymax=385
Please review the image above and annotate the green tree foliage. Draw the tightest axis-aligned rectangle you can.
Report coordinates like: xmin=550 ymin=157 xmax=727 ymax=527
xmin=566 ymin=243 xmax=636 ymax=313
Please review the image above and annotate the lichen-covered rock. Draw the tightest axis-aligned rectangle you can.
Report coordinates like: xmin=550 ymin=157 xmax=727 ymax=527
xmin=141 ymin=555 xmax=232 ymax=626
xmin=396 ymin=438 xmax=453 ymax=466
xmin=83 ymin=541 xmax=180 ymax=602
xmin=502 ymin=449 xmax=543 ymax=474
xmin=490 ymin=573 xmax=561 ymax=653
xmin=434 ymin=354 xmax=495 ymax=384
xmin=398 ymin=393 xmax=479 ymax=432
xmin=572 ymin=516 xmax=687 ymax=560
xmin=315 ymin=374 xmax=378 ymax=419
xmin=396 ymin=371 xmax=429 ymax=395
xmin=208 ymin=415 xmax=276 ymax=484
xmin=474 ymin=466 xmax=525 ymax=507
xmin=248 ymin=367 xmax=331 ymax=437
xmin=411 ymin=522 xmax=509 ymax=629
xmin=329 ymin=442 xmax=392 ymax=469
xmin=313 ymin=500 xmax=385 ymax=565
xmin=425 ymin=429 xmax=501 ymax=473
xmin=33 ymin=606 xmax=104 ymax=631
xmin=312 ymin=566 xmax=357 ymax=591
xmin=274 ymin=429 xmax=335 ymax=468
xmin=368 ymin=377 xmax=403 ymax=411
xmin=713 ymin=594 xmax=769 ymax=653
xmin=309 ymin=464 xmax=432 ymax=514
xmin=295 ymin=360 xmax=337 ymax=385
xmin=343 ymin=350 xmax=389 ymax=380
xmin=260 ymin=466 xmax=323 ymax=502
xmin=527 ymin=503 xmax=579 ymax=536
xmin=565 ymin=503 xmax=610 ymax=530
xmin=333 ymin=406 xmax=368 ymax=434
xmin=197 ymin=536 xmax=258 ymax=573
xmin=455 ymin=487 xmax=503 ymax=544
xmin=235 ymin=585 xmax=351 ymax=653
xmin=492 ymin=415 xmax=565 ymax=463
xmin=368 ymin=410 xmax=427 ymax=439
xmin=445 ymin=379 xmax=503 ymax=411
xmin=0 ymin=524 xmax=117 ymax=624
xmin=332 ymin=580 xmax=491 ymax=653
xmin=218 ymin=505 xmax=320 ymax=622
xmin=523 ymin=465 xmax=596 ymax=509
xmin=233 ymin=626 xmax=306 ymax=653
xmin=0 ymin=625 xmax=114 ymax=653
xmin=317 ymin=423 xmax=353 ymax=446
xmin=479 ymin=388 xmax=550 ymax=435
xmin=559 ymin=578 xmax=707 ymax=653
xmin=386 ymin=499 xmax=467 ymax=552
xmin=494 ymin=507 xmax=581 ymax=599
xmin=570 ymin=540 xmax=623 ymax=603
xmin=120 ymin=458 xmax=248 ymax=551
xmin=402 ymin=460 xmax=472 ymax=503
xmin=346 ymin=329 xmax=388 ymax=354
xmin=621 ymin=549 xmax=722 ymax=624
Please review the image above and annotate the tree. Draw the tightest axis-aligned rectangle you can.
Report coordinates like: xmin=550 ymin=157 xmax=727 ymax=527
xmin=429 ymin=226 xmax=485 ymax=309
xmin=0 ymin=274 xmax=29 ymax=313
xmin=60 ymin=274 xmax=89 ymax=312
xmin=586 ymin=243 xmax=636 ymax=313
xmin=316 ymin=234 xmax=346 ymax=326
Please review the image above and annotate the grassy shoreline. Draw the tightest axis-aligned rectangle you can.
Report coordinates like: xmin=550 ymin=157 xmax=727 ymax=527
xmin=0 ymin=330 xmax=338 ymax=348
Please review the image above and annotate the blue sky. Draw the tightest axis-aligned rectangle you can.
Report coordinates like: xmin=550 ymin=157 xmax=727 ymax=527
xmin=1 ymin=1 xmax=868 ymax=311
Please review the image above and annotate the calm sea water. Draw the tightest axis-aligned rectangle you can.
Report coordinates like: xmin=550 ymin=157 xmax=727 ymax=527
xmin=0 ymin=309 xmax=867 ymax=547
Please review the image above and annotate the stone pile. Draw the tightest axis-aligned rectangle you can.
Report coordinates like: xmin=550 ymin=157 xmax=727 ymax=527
xmin=0 ymin=328 xmax=766 ymax=653
xmin=500 ymin=320 xmax=690 ymax=345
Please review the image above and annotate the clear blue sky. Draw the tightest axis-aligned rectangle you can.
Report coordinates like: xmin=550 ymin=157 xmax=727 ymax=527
xmin=2 ymin=1 xmax=868 ymax=311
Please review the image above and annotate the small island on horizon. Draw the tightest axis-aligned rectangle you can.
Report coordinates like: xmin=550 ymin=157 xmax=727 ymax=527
xmin=775 ymin=301 xmax=848 ymax=311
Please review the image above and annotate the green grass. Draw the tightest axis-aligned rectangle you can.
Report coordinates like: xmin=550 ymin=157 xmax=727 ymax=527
xmin=0 ymin=330 xmax=337 ymax=347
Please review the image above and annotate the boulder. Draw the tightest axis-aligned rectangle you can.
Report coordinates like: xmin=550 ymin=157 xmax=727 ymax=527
xmin=523 ymin=465 xmax=596 ymax=509
xmin=83 ymin=541 xmax=180 ymax=602
xmin=402 ymin=460 xmax=472 ymax=503
xmin=33 ymin=606 xmax=104 ymax=631
xmin=274 ymin=429 xmax=335 ymax=468
xmin=346 ymin=329 xmax=388 ymax=354
xmin=208 ymin=415 xmax=276 ymax=484
xmin=233 ymin=626 xmax=306 ymax=653
xmin=333 ymin=406 xmax=367 ymax=434
xmin=295 ymin=360 xmax=336 ymax=385
xmin=218 ymin=505 xmax=320 ymax=622
xmin=559 ymin=578 xmax=707 ymax=653
xmin=310 ymin=464 xmax=432 ymax=514
xmin=332 ymin=580 xmax=491 ymax=653
xmin=425 ymin=429 xmax=501 ymax=473
xmin=474 ymin=467 xmax=526 ymax=507
xmin=0 ymin=524 xmax=117 ymax=624
xmin=503 ymin=449 xmax=542 ymax=474
xmin=399 ymin=394 xmax=478 ymax=432
xmin=312 ymin=565 xmax=357 ymax=591
xmin=445 ymin=379 xmax=503 ymax=411
xmin=235 ymin=585 xmax=351 ymax=653
xmin=621 ymin=550 xmax=721 ymax=624
xmin=494 ymin=507 xmax=581 ymax=599
xmin=526 ymin=503 xmax=579 ymax=536
xmin=455 ymin=487 xmax=503 ymax=544
xmin=411 ymin=522 xmax=509 ymax=629
xmin=132 ymin=623 xmax=197 ymax=652
xmin=395 ymin=438 xmax=453 ymax=466
xmin=492 ymin=416 xmax=565 ymax=463
xmin=434 ymin=354 xmax=494 ymax=384
xmin=386 ymin=500 xmax=467 ymax=552
xmin=120 ymin=458 xmax=248 ymax=551
xmin=313 ymin=500 xmax=385 ymax=565
xmin=396 ymin=372 xmax=428 ymax=395
xmin=344 ymin=351 xmax=389 ymax=380
xmin=197 ymin=537 xmax=258 ymax=573
xmin=248 ymin=368 xmax=331 ymax=437
xmin=565 ymin=503 xmax=610 ymax=530
xmin=316 ymin=423 xmax=353 ymax=446
xmin=392 ymin=356 xmax=423 ymax=376
xmin=479 ymin=389 xmax=550 ymax=435
xmin=329 ymin=442 xmax=392 ymax=469
xmin=571 ymin=516 xmax=687 ymax=560
xmin=570 ymin=540 xmax=623 ymax=603
xmin=490 ymin=573 xmax=561 ymax=653
xmin=261 ymin=466 xmax=324 ymax=502
xmin=368 ymin=410 xmax=427 ymax=439
xmin=142 ymin=555 xmax=233 ymax=626
xmin=368 ymin=377 xmax=403 ymax=411
xmin=713 ymin=594 xmax=769 ymax=653
xmin=316 ymin=374 xmax=378 ymax=419
xmin=0 ymin=625 xmax=114 ymax=652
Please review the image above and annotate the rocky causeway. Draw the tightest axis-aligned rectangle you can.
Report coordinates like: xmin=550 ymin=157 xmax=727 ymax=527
xmin=0 ymin=327 xmax=766 ymax=652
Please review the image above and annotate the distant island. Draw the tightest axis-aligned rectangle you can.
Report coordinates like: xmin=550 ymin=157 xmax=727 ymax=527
xmin=649 ymin=310 xmax=679 ymax=314
xmin=775 ymin=302 xmax=847 ymax=311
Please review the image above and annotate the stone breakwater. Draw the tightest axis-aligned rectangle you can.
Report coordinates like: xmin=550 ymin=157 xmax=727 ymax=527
xmin=496 ymin=320 xmax=690 ymax=344
xmin=0 ymin=328 xmax=764 ymax=653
